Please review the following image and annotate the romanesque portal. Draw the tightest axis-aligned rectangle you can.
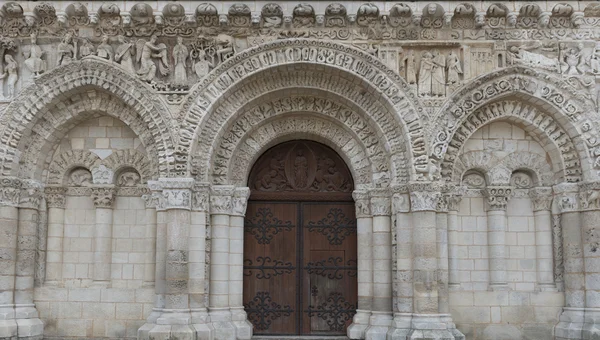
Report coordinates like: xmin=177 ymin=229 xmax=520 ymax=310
xmin=0 ymin=1 xmax=600 ymax=340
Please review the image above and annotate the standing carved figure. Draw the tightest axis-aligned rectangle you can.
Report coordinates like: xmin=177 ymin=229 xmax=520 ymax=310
xmin=172 ymin=37 xmax=188 ymax=85
xmin=57 ymin=32 xmax=76 ymax=66
xmin=418 ymin=52 xmax=433 ymax=97
xmin=589 ymin=44 xmax=600 ymax=74
xmin=23 ymin=33 xmax=46 ymax=77
xmin=79 ymin=39 xmax=95 ymax=58
xmin=0 ymin=54 xmax=18 ymax=99
xmin=446 ymin=51 xmax=463 ymax=85
xmin=562 ymin=46 xmax=583 ymax=75
xmin=431 ymin=50 xmax=446 ymax=96
xmin=97 ymin=35 xmax=114 ymax=61
xmin=404 ymin=51 xmax=416 ymax=84
xmin=136 ymin=35 xmax=170 ymax=82
xmin=294 ymin=150 xmax=308 ymax=189
xmin=193 ymin=49 xmax=215 ymax=78
xmin=115 ymin=35 xmax=135 ymax=74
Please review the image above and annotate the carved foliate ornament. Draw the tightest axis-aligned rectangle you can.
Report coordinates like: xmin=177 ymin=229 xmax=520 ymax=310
xmin=579 ymin=182 xmax=600 ymax=211
xmin=19 ymin=179 xmax=43 ymax=209
xmin=554 ymin=183 xmax=580 ymax=213
xmin=91 ymin=186 xmax=116 ymax=208
xmin=352 ymin=190 xmax=370 ymax=218
xmin=0 ymin=177 xmax=20 ymax=207
xmin=162 ymin=189 xmax=191 ymax=210
xmin=232 ymin=187 xmax=251 ymax=216
xmin=529 ymin=187 xmax=553 ymax=211
xmin=210 ymin=185 xmax=235 ymax=215
xmin=484 ymin=186 xmax=513 ymax=211
xmin=192 ymin=184 xmax=210 ymax=212
xmin=392 ymin=193 xmax=410 ymax=214
xmin=141 ymin=192 xmax=159 ymax=209
xmin=370 ymin=195 xmax=391 ymax=216
xmin=45 ymin=186 xmax=67 ymax=209
xmin=409 ymin=182 xmax=442 ymax=212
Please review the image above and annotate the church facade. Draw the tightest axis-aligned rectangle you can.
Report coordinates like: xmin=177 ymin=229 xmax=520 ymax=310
xmin=0 ymin=1 xmax=599 ymax=339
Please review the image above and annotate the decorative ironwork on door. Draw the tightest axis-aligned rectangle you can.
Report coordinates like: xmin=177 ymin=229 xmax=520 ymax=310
xmin=243 ymin=140 xmax=357 ymax=336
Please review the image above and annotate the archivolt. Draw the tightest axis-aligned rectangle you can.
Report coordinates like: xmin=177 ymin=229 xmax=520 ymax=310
xmin=47 ymin=150 xmax=100 ymax=185
xmin=181 ymin=39 xmax=426 ymax=182
xmin=431 ymin=67 xmax=596 ymax=181
xmin=0 ymin=59 xmax=175 ymax=178
xmin=227 ymin=115 xmax=373 ymax=187
xmin=102 ymin=149 xmax=155 ymax=183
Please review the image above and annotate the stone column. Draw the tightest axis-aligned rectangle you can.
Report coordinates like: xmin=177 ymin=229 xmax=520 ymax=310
xmin=483 ymin=186 xmax=513 ymax=291
xmin=388 ymin=187 xmax=413 ymax=340
xmin=580 ymin=181 xmax=600 ymax=339
xmin=365 ymin=189 xmax=392 ymax=340
xmin=554 ymin=183 xmax=584 ymax=340
xmin=14 ymin=180 xmax=44 ymax=338
xmin=447 ymin=188 xmax=464 ymax=290
xmin=44 ymin=186 xmax=67 ymax=285
xmin=407 ymin=182 xmax=463 ymax=340
xmin=145 ymin=178 xmax=197 ymax=339
xmin=142 ymin=192 xmax=157 ymax=287
xmin=348 ymin=190 xmax=373 ymax=339
xmin=91 ymin=186 xmax=115 ymax=286
xmin=229 ymin=187 xmax=252 ymax=340
xmin=209 ymin=185 xmax=236 ymax=340
xmin=529 ymin=187 xmax=556 ymax=291
xmin=0 ymin=177 xmax=20 ymax=339
xmin=436 ymin=186 xmax=451 ymax=314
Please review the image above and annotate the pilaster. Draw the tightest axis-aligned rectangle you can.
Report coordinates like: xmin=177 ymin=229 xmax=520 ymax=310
xmin=44 ymin=186 xmax=66 ymax=285
xmin=90 ymin=185 xmax=116 ymax=286
xmin=483 ymin=185 xmax=513 ymax=291
xmin=529 ymin=187 xmax=556 ymax=291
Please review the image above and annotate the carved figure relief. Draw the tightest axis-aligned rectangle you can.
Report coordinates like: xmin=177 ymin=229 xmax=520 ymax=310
xmin=57 ymin=31 xmax=77 ymax=66
xmin=23 ymin=33 xmax=46 ymax=77
xmin=0 ymin=54 xmax=18 ymax=99
xmin=115 ymin=35 xmax=136 ymax=73
xmin=172 ymin=36 xmax=188 ymax=85
xmin=96 ymin=35 xmax=113 ymax=60
xmin=136 ymin=34 xmax=170 ymax=82
xmin=117 ymin=171 xmax=141 ymax=187
xmin=69 ymin=168 xmax=92 ymax=186
xmin=249 ymin=141 xmax=353 ymax=194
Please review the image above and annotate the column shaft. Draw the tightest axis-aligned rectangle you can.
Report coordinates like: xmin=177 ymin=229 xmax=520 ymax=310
xmin=534 ymin=209 xmax=555 ymax=288
xmin=44 ymin=187 xmax=66 ymax=284
xmin=0 ymin=203 xmax=18 ymax=338
xmin=436 ymin=211 xmax=449 ymax=313
xmin=143 ymin=206 xmax=157 ymax=286
xmin=91 ymin=187 xmax=115 ymax=285
xmin=164 ymin=208 xmax=191 ymax=310
xmin=412 ymin=210 xmax=439 ymax=313
xmin=447 ymin=210 xmax=460 ymax=289
xmin=484 ymin=186 xmax=512 ymax=291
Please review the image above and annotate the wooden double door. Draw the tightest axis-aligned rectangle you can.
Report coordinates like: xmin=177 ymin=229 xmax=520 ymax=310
xmin=243 ymin=201 xmax=358 ymax=335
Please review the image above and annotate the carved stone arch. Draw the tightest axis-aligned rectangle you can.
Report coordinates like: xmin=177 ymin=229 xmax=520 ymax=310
xmin=101 ymin=149 xmax=155 ymax=184
xmin=181 ymin=39 xmax=426 ymax=181
xmin=20 ymin=91 xmax=161 ymax=183
xmin=46 ymin=150 xmax=101 ymax=185
xmin=224 ymin=115 xmax=374 ymax=188
xmin=0 ymin=58 xmax=175 ymax=178
xmin=208 ymin=91 xmax=392 ymax=186
xmin=453 ymin=151 xmax=501 ymax=183
xmin=501 ymin=151 xmax=554 ymax=186
xmin=432 ymin=67 xmax=595 ymax=181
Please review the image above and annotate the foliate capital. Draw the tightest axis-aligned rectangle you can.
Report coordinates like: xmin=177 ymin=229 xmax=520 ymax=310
xmin=45 ymin=186 xmax=67 ymax=209
xmin=91 ymin=186 xmax=116 ymax=208
xmin=210 ymin=185 xmax=235 ymax=215
xmin=579 ymin=182 xmax=600 ymax=211
xmin=409 ymin=181 xmax=443 ymax=212
xmin=232 ymin=187 xmax=251 ymax=216
xmin=529 ymin=187 xmax=553 ymax=212
xmin=0 ymin=177 xmax=21 ymax=207
xmin=19 ymin=179 xmax=43 ymax=209
xmin=554 ymin=183 xmax=579 ymax=213
xmin=369 ymin=189 xmax=391 ymax=216
xmin=484 ymin=186 xmax=513 ymax=211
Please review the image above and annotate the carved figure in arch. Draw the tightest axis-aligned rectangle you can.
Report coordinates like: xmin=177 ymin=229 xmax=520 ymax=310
xmin=294 ymin=149 xmax=309 ymax=189
xmin=96 ymin=35 xmax=113 ymax=61
xmin=172 ymin=36 xmax=188 ymax=86
xmin=431 ymin=50 xmax=446 ymax=97
xmin=136 ymin=34 xmax=170 ymax=82
xmin=253 ymin=153 xmax=286 ymax=191
xmin=57 ymin=31 xmax=76 ymax=66
xmin=69 ymin=168 xmax=92 ymax=186
xmin=117 ymin=171 xmax=141 ymax=187
xmin=403 ymin=51 xmax=416 ymax=84
xmin=23 ymin=33 xmax=46 ymax=77
xmin=0 ymin=54 xmax=18 ymax=99
xmin=561 ymin=44 xmax=584 ymax=75
xmin=115 ymin=35 xmax=135 ymax=74
xmin=418 ymin=51 xmax=433 ymax=97
xmin=215 ymin=34 xmax=235 ymax=63
xmin=193 ymin=48 xmax=215 ymax=78
xmin=588 ymin=43 xmax=600 ymax=75
xmin=79 ymin=39 xmax=95 ymax=58
xmin=507 ymin=45 xmax=559 ymax=72
xmin=446 ymin=51 xmax=463 ymax=85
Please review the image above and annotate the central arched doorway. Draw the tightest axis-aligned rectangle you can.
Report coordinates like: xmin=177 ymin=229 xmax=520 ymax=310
xmin=243 ymin=140 xmax=358 ymax=336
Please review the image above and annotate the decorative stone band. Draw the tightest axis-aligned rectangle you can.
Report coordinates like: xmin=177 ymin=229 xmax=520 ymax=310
xmin=231 ymin=187 xmax=251 ymax=217
xmin=210 ymin=185 xmax=235 ymax=215
xmin=19 ymin=179 xmax=43 ymax=209
xmin=90 ymin=186 xmax=116 ymax=208
xmin=369 ymin=189 xmax=391 ymax=216
xmin=408 ymin=181 xmax=443 ymax=212
xmin=483 ymin=186 xmax=513 ymax=211
xmin=554 ymin=183 xmax=580 ymax=213
xmin=192 ymin=183 xmax=210 ymax=212
xmin=0 ymin=177 xmax=21 ymax=207
xmin=352 ymin=190 xmax=371 ymax=218
xmin=529 ymin=187 xmax=553 ymax=212
xmin=578 ymin=181 xmax=600 ymax=212
xmin=45 ymin=186 xmax=67 ymax=209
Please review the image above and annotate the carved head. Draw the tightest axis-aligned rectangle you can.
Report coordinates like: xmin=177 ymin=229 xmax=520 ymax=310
xmin=427 ymin=3 xmax=438 ymax=16
xmin=102 ymin=35 xmax=109 ymax=43
xmin=177 ymin=36 xmax=183 ymax=44
xmin=150 ymin=34 xmax=158 ymax=43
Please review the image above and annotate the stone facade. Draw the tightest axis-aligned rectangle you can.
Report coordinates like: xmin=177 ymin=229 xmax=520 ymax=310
xmin=0 ymin=1 xmax=600 ymax=339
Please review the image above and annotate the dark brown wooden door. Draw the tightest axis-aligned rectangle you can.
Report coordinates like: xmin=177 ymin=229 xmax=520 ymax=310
xmin=243 ymin=141 xmax=357 ymax=336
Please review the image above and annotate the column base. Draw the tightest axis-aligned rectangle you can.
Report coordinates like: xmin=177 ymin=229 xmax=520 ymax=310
xmin=348 ymin=309 xmax=371 ymax=339
xmin=209 ymin=308 xmax=236 ymax=340
xmin=536 ymin=283 xmax=558 ymax=292
xmin=13 ymin=305 xmax=43 ymax=339
xmin=387 ymin=314 xmax=464 ymax=340
xmin=554 ymin=308 xmax=584 ymax=340
xmin=231 ymin=307 xmax=252 ymax=340
xmin=0 ymin=320 xmax=17 ymax=339
xmin=137 ymin=309 xmax=214 ymax=340
xmin=365 ymin=311 xmax=392 ymax=340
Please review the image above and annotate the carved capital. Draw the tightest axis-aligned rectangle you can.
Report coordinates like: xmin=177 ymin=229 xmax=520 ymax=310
xmin=554 ymin=183 xmax=580 ymax=213
xmin=409 ymin=182 xmax=443 ymax=212
xmin=141 ymin=191 xmax=159 ymax=209
xmin=446 ymin=185 xmax=466 ymax=212
xmin=210 ymin=185 xmax=235 ymax=215
xmin=369 ymin=189 xmax=391 ymax=216
xmin=91 ymin=186 xmax=116 ymax=208
xmin=392 ymin=193 xmax=410 ymax=214
xmin=484 ymin=186 xmax=513 ymax=211
xmin=192 ymin=183 xmax=210 ymax=212
xmin=0 ymin=177 xmax=21 ymax=207
xmin=579 ymin=182 xmax=600 ymax=211
xmin=19 ymin=179 xmax=43 ymax=209
xmin=352 ymin=190 xmax=370 ymax=218
xmin=162 ymin=188 xmax=192 ymax=210
xmin=529 ymin=187 xmax=553 ymax=212
xmin=232 ymin=187 xmax=251 ymax=216
xmin=45 ymin=186 xmax=67 ymax=209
